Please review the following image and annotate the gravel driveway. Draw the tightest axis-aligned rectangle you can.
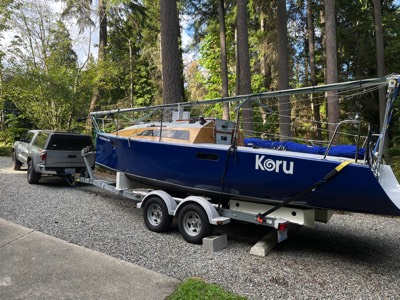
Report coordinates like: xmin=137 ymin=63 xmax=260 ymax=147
xmin=1 ymin=156 xmax=400 ymax=299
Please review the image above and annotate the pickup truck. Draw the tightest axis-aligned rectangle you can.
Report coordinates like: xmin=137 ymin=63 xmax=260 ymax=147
xmin=12 ymin=130 xmax=95 ymax=184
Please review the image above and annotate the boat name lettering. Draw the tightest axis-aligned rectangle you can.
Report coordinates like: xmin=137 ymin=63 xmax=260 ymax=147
xmin=99 ymin=136 xmax=110 ymax=142
xmin=255 ymin=155 xmax=294 ymax=174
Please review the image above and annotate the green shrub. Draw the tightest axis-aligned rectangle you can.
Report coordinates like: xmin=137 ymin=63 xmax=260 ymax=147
xmin=0 ymin=141 xmax=12 ymax=156
xmin=0 ymin=129 xmax=13 ymax=156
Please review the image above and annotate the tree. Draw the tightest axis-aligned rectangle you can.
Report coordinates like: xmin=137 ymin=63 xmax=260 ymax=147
xmin=183 ymin=0 xmax=237 ymax=105
xmin=160 ymin=0 xmax=182 ymax=104
xmin=237 ymin=0 xmax=253 ymax=135
xmin=4 ymin=0 xmax=87 ymax=131
xmin=307 ymin=0 xmax=321 ymax=141
xmin=218 ymin=0 xmax=229 ymax=120
xmin=2 ymin=0 xmax=400 ymax=150
xmin=373 ymin=0 xmax=386 ymax=131
xmin=88 ymin=0 xmax=107 ymax=128
xmin=324 ymin=0 xmax=339 ymax=140
xmin=106 ymin=1 xmax=155 ymax=107
xmin=0 ymin=0 xmax=15 ymax=131
xmin=277 ymin=0 xmax=291 ymax=141
xmin=62 ymin=0 xmax=108 ymax=129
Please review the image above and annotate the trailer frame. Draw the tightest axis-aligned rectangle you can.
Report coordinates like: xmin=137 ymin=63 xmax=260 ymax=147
xmin=76 ymin=147 xmax=333 ymax=247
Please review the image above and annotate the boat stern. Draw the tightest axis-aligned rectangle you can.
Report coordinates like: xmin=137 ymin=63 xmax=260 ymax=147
xmin=379 ymin=164 xmax=400 ymax=212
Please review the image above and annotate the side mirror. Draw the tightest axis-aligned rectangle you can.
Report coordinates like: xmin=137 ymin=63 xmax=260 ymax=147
xmin=14 ymin=136 xmax=21 ymax=142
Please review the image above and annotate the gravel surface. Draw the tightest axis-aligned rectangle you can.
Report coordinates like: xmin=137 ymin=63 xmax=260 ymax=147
xmin=1 ymin=156 xmax=400 ymax=299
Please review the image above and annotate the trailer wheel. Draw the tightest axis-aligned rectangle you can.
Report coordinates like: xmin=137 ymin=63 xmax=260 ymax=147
xmin=12 ymin=152 xmax=22 ymax=170
xmin=178 ymin=204 xmax=212 ymax=244
xmin=27 ymin=160 xmax=41 ymax=184
xmin=143 ymin=197 xmax=172 ymax=233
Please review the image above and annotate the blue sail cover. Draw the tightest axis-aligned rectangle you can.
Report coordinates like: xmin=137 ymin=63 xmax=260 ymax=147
xmin=244 ymin=138 xmax=365 ymax=159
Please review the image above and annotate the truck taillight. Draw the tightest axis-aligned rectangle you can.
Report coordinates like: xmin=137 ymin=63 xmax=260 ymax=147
xmin=40 ymin=152 xmax=47 ymax=161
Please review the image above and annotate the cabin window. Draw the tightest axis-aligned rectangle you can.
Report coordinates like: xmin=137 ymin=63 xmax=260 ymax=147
xmin=196 ymin=153 xmax=219 ymax=161
xmin=138 ymin=129 xmax=189 ymax=140
xmin=138 ymin=130 xmax=156 ymax=137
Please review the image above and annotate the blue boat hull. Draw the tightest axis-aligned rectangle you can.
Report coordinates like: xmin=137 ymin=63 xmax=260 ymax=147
xmin=95 ymin=133 xmax=400 ymax=216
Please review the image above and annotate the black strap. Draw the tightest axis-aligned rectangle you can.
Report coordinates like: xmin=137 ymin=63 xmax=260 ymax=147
xmin=257 ymin=161 xmax=351 ymax=222
xmin=218 ymin=144 xmax=237 ymax=209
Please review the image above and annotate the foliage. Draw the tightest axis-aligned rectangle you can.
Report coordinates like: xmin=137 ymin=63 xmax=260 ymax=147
xmin=391 ymin=156 xmax=400 ymax=181
xmin=106 ymin=1 xmax=159 ymax=108
xmin=0 ymin=0 xmax=399 ymax=149
xmin=0 ymin=130 xmax=12 ymax=156
xmin=61 ymin=0 xmax=94 ymax=32
xmin=0 ymin=99 xmax=28 ymax=155
xmin=0 ymin=0 xmax=95 ymax=134
xmin=0 ymin=0 xmax=14 ymax=32
xmin=167 ymin=278 xmax=247 ymax=300
xmin=0 ymin=142 xmax=12 ymax=156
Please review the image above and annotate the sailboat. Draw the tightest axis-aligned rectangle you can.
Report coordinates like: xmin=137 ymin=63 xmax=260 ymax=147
xmin=90 ymin=75 xmax=400 ymax=216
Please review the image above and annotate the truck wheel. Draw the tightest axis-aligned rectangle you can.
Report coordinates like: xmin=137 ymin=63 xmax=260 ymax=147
xmin=12 ymin=152 xmax=22 ymax=170
xmin=143 ymin=197 xmax=172 ymax=233
xmin=178 ymin=204 xmax=212 ymax=244
xmin=27 ymin=160 xmax=41 ymax=184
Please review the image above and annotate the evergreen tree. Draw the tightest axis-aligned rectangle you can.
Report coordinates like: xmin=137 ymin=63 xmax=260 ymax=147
xmin=324 ymin=0 xmax=339 ymax=140
xmin=218 ymin=0 xmax=230 ymax=120
xmin=277 ymin=0 xmax=291 ymax=141
xmin=160 ymin=0 xmax=182 ymax=104
xmin=237 ymin=0 xmax=253 ymax=135
xmin=373 ymin=0 xmax=386 ymax=131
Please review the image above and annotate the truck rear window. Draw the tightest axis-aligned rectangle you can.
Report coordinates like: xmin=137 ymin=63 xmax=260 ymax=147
xmin=33 ymin=132 xmax=48 ymax=148
xmin=47 ymin=135 xmax=93 ymax=151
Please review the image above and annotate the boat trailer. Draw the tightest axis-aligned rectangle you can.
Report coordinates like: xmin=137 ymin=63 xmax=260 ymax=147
xmin=76 ymin=147 xmax=334 ymax=256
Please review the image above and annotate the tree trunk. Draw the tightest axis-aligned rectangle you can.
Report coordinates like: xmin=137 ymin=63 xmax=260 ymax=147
xmin=260 ymin=15 xmax=271 ymax=91
xmin=277 ymin=0 xmax=291 ymax=141
xmin=324 ymin=0 xmax=339 ymax=140
xmin=218 ymin=0 xmax=229 ymax=120
xmin=235 ymin=28 xmax=240 ymax=96
xmin=0 ymin=61 xmax=4 ymax=131
xmin=160 ymin=0 xmax=182 ymax=104
xmin=307 ymin=0 xmax=321 ymax=141
xmin=98 ymin=0 xmax=107 ymax=61
xmin=373 ymin=0 xmax=386 ymax=130
xmin=237 ymin=0 xmax=253 ymax=135
xmin=86 ymin=0 xmax=108 ymax=131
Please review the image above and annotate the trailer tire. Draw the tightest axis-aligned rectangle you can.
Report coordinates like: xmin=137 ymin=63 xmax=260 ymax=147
xmin=27 ymin=160 xmax=41 ymax=184
xmin=178 ymin=204 xmax=212 ymax=244
xmin=12 ymin=152 xmax=22 ymax=170
xmin=143 ymin=197 xmax=172 ymax=233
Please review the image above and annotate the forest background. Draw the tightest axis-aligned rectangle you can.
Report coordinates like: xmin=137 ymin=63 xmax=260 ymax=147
xmin=0 ymin=0 xmax=400 ymax=171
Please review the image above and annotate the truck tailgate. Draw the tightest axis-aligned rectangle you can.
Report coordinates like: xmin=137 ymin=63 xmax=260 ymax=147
xmin=45 ymin=150 xmax=90 ymax=168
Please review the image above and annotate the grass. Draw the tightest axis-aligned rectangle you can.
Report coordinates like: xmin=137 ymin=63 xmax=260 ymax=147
xmin=167 ymin=278 xmax=247 ymax=300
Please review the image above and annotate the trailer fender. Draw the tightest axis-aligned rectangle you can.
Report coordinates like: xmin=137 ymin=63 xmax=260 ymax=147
xmin=138 ymin=190 xmax=177 ymax=215
xmin=176 ymin=196 xmax=230 ymax=225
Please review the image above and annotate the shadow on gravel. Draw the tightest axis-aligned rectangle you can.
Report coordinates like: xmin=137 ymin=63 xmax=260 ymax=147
xmin=213 ymin=218 xmax=399 ymax=269
xmin=26 ymin=176 xmax=78 ymax=188
xmin=274 ymin=226 xmax=398 ymax=266
xmin=213 ymin=220 xmax=274 ymax=245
